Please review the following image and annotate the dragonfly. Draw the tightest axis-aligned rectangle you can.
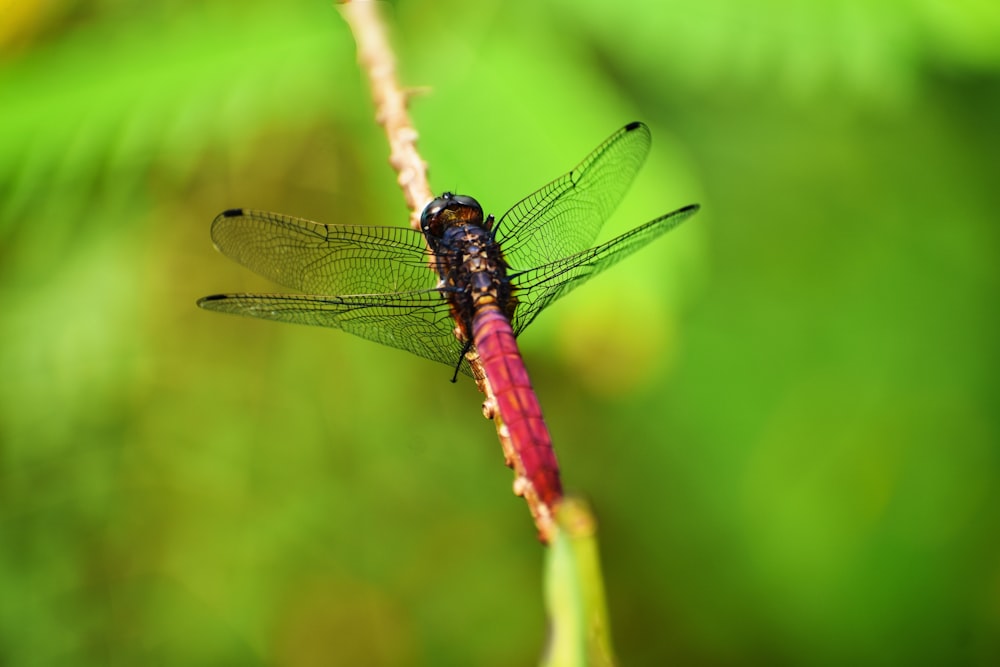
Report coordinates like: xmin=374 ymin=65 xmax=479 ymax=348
xmin=198 ymin=121 xmax=698 ymax=515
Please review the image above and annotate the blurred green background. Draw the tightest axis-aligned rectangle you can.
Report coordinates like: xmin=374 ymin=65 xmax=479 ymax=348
xmin=2 ymin=0 xmax=998 ymax=664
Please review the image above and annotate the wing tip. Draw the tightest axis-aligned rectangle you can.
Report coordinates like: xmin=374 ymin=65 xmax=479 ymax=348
xmin=624 ymin=120 xmax=643 ymax=132
xmin=220 ymin=208 xmax=245 ymax=218
xmin=197 ymin=294 xmax=227 ymax=307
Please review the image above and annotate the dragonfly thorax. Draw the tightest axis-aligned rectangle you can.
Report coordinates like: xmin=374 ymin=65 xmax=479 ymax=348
xmin=435 ymin=221 xmax=515 ymax=339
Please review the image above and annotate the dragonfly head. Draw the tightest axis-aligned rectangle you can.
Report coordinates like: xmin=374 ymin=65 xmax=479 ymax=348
xmin=420 ymin=193 xmax=485 ymax=243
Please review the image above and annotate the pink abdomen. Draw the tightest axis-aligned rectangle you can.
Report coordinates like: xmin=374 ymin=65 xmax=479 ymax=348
xmin=471 ymin=304 xmax=563 ymax=507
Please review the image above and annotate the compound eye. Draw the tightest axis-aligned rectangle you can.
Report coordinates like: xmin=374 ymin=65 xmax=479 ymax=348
xmin=420 ymin=193 xmax=484 ymax=239
xmin=420 ymin=196 xmax=450 ymax=238
xmin=449 ymin=194 xmax=483 ymax=216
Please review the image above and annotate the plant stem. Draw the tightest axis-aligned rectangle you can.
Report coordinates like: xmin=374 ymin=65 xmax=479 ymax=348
xmin=338 ymin=0 xmax=556 ymax=542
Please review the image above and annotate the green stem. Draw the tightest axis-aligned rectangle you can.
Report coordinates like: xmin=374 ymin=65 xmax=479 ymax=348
xmin=542 ymin=497 xmax=616 ymax=667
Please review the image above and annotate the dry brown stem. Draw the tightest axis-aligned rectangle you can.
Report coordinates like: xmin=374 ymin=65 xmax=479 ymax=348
xmin=339 ymin=0 xmax=555 ymax=542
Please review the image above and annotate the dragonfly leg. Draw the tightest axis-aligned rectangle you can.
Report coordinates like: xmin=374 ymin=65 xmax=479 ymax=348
xmin=450 ymin=339 xmax=473 ymax=383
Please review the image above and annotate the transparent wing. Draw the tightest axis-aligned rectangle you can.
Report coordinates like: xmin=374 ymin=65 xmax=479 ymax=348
xmin=209 ymin=208 xmax=435 ymax=295
xmin=509 ymin=204 xmax=699 ymax=335
xmin=494 ymin=122 xmax=652 ymax=271
xmin=197 ymin=290 xmax=473 ymax=376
